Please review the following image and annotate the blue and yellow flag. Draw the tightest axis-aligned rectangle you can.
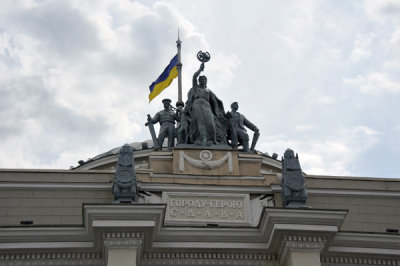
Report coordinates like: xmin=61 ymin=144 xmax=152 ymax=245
xmin=148 ymin=54 xmax=178 ymax=102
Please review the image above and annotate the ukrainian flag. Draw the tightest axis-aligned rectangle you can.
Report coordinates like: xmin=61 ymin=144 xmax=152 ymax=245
xmin=149 ymin=54 xmax=178 ymax=102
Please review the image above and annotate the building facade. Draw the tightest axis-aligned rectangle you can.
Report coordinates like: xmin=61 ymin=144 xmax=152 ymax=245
xmin=0 ymin=143 xmax=399 ymax=265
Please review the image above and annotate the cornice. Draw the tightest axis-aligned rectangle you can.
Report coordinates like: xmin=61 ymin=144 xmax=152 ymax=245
xmin=261 ymin=157 xmax=282 ymax=169
xmin=138 ymin=182 xmax=271 ymax=194
xmin=332 ymin=232 xmax=400 ymax=247
xmin=0 ymin=182 xmax=111 ymax=190
xmin=149 ymin=172 xmax=265 ymax=180
xmin=76 ymin=148 xmax=153 ymax=170
xmin=142 ymin=252 xmax=279 ymax=266
xmin=321 ymin=256 xmax=400 ymax=265
xmin=307 ymin=188 xmax=400 ymax=198
xmin=0 ymin=206 xmax=347 ymax=251
xmin=0 ymin=252 xmax=103 ymax=266
xmin=151 ymin=208 xmax=347 ymax=252
xmin=327 ymin=232 xmax=400 ymax=256
xmin=271 ymin=184 xmax=400 ymax=198
xmin=0 ymin=169 xmax=112 ymax=174
xmin=0 ymin=205 xmax=398 ymax=265
xmin=0 ymin=180 xmax=270 ymax=193
xmin=306 ymin=174 xmax=400 ymax=182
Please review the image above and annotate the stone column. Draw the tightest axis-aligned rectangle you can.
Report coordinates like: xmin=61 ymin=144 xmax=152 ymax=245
xmin=103 ymin=232 xmax=144 ymax=266
xmin=279 ymin=235 xmax=326 ymax=266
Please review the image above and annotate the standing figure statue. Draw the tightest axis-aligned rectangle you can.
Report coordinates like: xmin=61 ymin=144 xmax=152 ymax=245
xmin=281 ymin=148 xmax=307 ymax=208
xmin=177 ymin=108 xmax=191 ymax=144
xmin=145 ymin=98 xmax=178 ymax=150
xmin=184 ymin=57 xmax=226 ymax=146
xmin=226 ymin=102 xmax=259 ymax=152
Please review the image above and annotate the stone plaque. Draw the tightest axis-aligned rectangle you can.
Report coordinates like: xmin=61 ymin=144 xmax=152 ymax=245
xmin=162 ymin=192 xmax=251 ymax=226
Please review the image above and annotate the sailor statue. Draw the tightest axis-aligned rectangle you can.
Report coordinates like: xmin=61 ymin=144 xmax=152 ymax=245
xmin=145 ymin=98 xmax=179 ymax=150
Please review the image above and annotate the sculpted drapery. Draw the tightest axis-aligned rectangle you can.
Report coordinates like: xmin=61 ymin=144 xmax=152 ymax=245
xmin=184 ymin=63 xmax=226 ymax=146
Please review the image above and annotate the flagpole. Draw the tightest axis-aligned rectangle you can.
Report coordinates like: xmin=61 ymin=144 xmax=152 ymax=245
xmin=176 ymin=30 xmax=184 ymax=108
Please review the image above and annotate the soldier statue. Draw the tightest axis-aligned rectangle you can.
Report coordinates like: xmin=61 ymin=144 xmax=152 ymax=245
xmin=145 ymin=98 xmax=178 ymax=150
xmin=226 ymin=102 xmax=259 ymax=152
xmin=281 ymin=148 xmax=307 ymax=208
xmin=177 ymin=108 xmax=190 ymax=145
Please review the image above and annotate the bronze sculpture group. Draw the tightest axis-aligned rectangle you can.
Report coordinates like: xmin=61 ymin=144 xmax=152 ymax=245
xmin=146 ymin=51 xmax=259 ymax=151
xmin=136 ymin=51 xmax=307 ymax=208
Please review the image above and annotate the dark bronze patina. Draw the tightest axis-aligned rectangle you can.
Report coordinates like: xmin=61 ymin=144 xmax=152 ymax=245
xmin=145 ymin=98 xmax=179 ymax=150
xmin=226 ymin=102 xmax=259 ymax=152
xmin=281 ymin=149 xmax=307 ymax=208
xmin=112 ymin=144 xmax=137 ymax=203
xmin=147 ymin=51 xmax=260 ymax=152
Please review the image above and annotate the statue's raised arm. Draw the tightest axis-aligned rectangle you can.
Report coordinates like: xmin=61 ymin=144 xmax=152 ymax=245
xmin=192 ymin=51 xmax=210 ymax=88
xmin=192 ymin=62 xmax=204 ymax=87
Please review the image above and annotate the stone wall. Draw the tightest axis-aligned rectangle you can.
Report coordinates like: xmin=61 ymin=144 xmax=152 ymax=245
xmin=0 ymin=169 xmax=399 ymax=234
xmin=306 ymin=175 xmax=400 ymax=233
xmin=307 ymin=195 xmax=400 ymax=232
xmin=0 ymin=188 xmax=113 ymax=226
xmin=0 ymin=169 xmax=113 ymax=226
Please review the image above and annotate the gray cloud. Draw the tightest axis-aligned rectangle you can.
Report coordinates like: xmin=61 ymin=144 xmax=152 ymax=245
xmin=0 ymin=0 xmax=399 ymax=178
xmin=8 ymin=1 xmax=99 ymax=58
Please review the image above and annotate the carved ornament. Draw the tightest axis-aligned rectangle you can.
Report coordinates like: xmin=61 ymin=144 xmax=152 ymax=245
xmin=179 ymin=150 xmax=233 ymax=172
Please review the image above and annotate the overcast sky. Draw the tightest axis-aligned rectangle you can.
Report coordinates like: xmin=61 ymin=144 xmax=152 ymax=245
xmin=1 ymin=0 xmax=400 ymax=178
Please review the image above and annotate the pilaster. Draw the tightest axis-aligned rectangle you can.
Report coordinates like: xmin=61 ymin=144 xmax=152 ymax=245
xmin=279 ymin=234 xmax=326 ymax=266
xmin=103 ymin=232 xmax=144 ymax=266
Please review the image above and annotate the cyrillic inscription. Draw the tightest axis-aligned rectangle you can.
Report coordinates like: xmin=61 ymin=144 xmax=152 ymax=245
xmin=163 ymin=192 xmax=251 ymax=226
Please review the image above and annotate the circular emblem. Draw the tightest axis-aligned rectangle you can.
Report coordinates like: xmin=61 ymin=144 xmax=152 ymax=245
xmin=200 ymin=150 xmax=212 ymax=161
xmin=197 ymin=51 xmax=211 ymax=63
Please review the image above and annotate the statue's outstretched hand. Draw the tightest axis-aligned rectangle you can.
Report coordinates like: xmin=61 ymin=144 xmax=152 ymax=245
xmin=200 ymin=62 xmax=205 ymax=71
